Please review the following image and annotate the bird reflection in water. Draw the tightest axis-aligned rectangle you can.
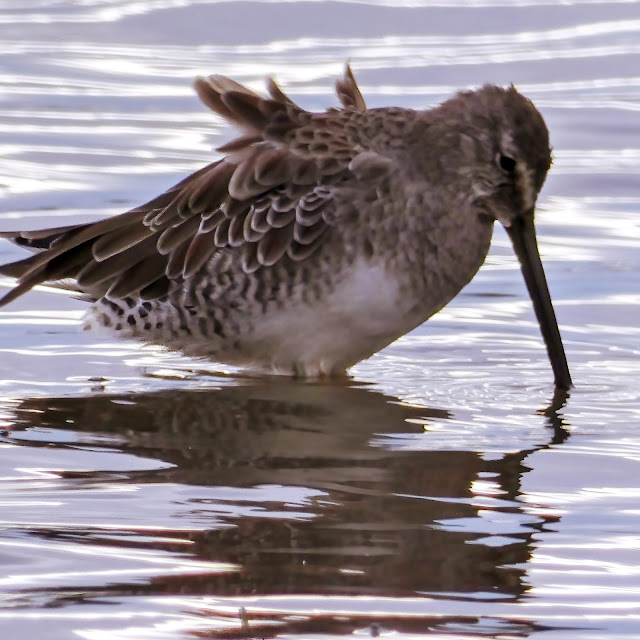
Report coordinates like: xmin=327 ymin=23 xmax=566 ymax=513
xmin=5 ymin=382 xmax=570 ymax=637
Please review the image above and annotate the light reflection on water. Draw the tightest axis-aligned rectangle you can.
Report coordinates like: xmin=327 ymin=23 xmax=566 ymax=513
xmin=0 ymin=383 xmax=567 ymax=637
xmin=1 ymin=0 xmax=640 ymax=638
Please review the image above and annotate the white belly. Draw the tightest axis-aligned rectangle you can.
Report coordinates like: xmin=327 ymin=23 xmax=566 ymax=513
xmin=244 ymin=259 xmax=424 ymax=377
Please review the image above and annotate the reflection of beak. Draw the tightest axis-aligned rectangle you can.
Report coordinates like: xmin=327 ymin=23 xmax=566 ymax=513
xmin=506 ymin=215 xmax=572 ymax=390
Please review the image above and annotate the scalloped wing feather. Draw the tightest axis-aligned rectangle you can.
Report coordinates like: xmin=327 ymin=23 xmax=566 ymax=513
xmin=0 ymin=67 xmax=375 ymax=307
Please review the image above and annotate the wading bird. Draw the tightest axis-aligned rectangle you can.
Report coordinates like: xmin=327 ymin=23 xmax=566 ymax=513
xmin=0 ymin=66 xmax=571 ymax=388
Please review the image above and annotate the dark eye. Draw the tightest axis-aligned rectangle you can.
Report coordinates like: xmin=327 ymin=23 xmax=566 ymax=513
xmin=498 ymin=154 xmax=517 ymax=173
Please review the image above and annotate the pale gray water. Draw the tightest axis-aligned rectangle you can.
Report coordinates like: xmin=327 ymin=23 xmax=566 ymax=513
xmin=0 ymin=1 xmax=639 ymax=638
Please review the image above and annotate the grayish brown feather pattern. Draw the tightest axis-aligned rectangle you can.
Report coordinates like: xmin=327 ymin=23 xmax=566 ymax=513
xmin=0 ymin=64 xmax=371 ymax=306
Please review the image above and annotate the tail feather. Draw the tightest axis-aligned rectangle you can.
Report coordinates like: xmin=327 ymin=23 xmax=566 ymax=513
xmin=0 ymin=225 xmax=96 ymax=305
xmin=0 ymin=223 xmax=92 ymax=252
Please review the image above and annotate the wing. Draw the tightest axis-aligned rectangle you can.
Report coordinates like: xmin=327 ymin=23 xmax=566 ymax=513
xmin=0 ymin=65 xmax=383 ymax=308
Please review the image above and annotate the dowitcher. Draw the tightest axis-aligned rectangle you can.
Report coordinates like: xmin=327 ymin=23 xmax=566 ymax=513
xmin=0 ymin=66 xmax=571 ymax=388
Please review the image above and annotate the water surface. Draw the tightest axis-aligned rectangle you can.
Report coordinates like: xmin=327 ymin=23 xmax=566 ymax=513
xmin=1 ymin=1 xmax=640 ymax=638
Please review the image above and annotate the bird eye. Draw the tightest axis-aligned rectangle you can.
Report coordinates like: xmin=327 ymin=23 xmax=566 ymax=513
xmin=497 ymin=154 xmax=517 ymax=173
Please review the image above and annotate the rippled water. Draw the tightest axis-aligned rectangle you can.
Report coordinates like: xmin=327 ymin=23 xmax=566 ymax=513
xmin=1 ymin=1 xmax=640 ymax=638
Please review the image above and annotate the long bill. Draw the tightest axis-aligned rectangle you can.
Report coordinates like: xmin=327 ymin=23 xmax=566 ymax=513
xmin=505 ymin=215 xmax=572 ymax=391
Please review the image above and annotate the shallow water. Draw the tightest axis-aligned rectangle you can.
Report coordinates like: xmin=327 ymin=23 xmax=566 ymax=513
xmin=1 ymin=1 xmax=640 ymax=638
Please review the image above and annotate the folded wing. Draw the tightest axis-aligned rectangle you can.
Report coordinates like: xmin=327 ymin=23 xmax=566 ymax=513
xmin=0 ymin=65 xmax=371 ymax=307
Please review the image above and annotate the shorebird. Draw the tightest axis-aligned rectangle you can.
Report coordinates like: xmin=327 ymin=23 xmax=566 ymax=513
xmin=0 ymin=66 xmax=571 ymax=388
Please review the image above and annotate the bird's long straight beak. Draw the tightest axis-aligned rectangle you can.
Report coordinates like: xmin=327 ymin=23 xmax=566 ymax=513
xmin=506 ymin=216 xmax=572 ymax=391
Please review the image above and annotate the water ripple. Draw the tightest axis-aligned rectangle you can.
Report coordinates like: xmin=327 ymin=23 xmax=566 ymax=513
xmin=1 ymin=1 xmax=640 ymax=639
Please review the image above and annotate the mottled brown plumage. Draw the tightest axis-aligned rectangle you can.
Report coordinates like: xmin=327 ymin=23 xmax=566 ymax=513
xmin=0 ymin=65 xmax=571 ymax=387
